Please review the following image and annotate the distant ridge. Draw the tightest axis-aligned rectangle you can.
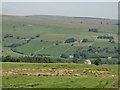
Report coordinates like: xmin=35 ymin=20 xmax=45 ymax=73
xmin=2 ymin=15 xmax=117 ymax=25
xmin=2 ymin=14 xmax=115 ymax=20
xmin=73 ymin=17 xmax=111 ymax=20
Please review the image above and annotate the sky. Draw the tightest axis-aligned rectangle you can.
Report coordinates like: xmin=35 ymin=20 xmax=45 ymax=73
xmin=2 ymin=2 xmax=118 ymax=19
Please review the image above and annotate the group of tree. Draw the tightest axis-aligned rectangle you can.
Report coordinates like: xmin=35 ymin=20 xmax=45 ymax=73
xmin=92 ymin=58 xmax=119 ymax=65
xmin=97 ymin=36 xmax=114 ymax=39
xmin=2 ymin=55 xmax=76 ymax=63
xmin=36 ymin=34 xmax=40 ymax=38
xmin=94 ymin=58 xmax=102 ymax=65
xmin=88 ymin=28 xmax=98 ymax=32
xmin=73 ymin=46 xmax=118 ymax=60
xmin=60 ymin=54 xmax=69 ymax=58
xmin=4 ymin=34 xmax=41 ymax=49
xmin=64 ymin=38 xmax=77 ymax=43
xmin=82 ymin=39 xmax=88 ymax=43
xmin=4 ymin=34 xmax=13 ymax=38
xmin=4 ymin=42 xmax=27 ymax=48
xmin=109 ymin=39 xmax=115 ymax=43
xmin=2 ymin=55 xmax=62 ymax=63
xmin=2 ymin=55 xmax=119 ymax=65
xmin=16 ymin=34 xmax=40 ymax=40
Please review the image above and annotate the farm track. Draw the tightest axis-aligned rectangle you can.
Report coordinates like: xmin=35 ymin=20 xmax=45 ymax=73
xmin=34 ymin=45 xmax=53 ymax=54
xmin=63 ymin=46 xmax=73 ymax=54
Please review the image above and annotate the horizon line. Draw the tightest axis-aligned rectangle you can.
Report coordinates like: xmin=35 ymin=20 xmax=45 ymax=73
xmin=1 ymin=14 xmax=117 ymax=20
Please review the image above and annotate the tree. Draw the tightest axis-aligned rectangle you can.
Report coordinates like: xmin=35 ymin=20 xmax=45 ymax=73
xmin=5 ymin=55 xmax=12 ymax=62
xmin=55 ymin=43 xmax=59 ymax=45
xmin=64 ymin=38 xmax=77 ymax=43
xmin=73 ymin=58 xmax=79 ymax=63
xmin=88 ymin=28 xmax=98 ymax=32
xmin=36 ymin=34 xmax=40 ymax=38
xmin=94 ymin=58 xmax=102 ymax=65
xmin=40 ymin=40 xmax=43 ymax=42
xmin=60 ymin=54 xmax=68 ymax=58
xmin=71 ymin=44 xmax=74 ymax=46
xmin=82 ymin=39 xmax=88 ymax=42
xmin=17 ymin=36 xmax=20 ymax=39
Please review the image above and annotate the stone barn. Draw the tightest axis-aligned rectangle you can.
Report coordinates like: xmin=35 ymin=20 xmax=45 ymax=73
xmin=84 ymin=60 xmax=91 ymax=65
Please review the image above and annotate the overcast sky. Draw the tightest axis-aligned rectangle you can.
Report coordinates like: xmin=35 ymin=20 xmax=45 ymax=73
xmin=2 ymin=2 xmax=118 ymax=19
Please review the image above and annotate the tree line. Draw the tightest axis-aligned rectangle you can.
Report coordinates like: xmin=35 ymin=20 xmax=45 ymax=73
xmin=2 ymin=55 xmax=119 ymax=65
xmin=97 ymin=36 xmax=114 ymax=39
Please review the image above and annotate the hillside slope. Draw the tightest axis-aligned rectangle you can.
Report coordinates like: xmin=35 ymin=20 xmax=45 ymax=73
xmin=2 ymin=15 xmax=118 ymax=58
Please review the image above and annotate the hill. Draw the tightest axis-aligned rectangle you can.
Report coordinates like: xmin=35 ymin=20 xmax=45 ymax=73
xmin=2 ymin=15 xmax=118 ymax=60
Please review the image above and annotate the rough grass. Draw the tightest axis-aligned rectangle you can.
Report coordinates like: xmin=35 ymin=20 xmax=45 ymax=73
xmin=2 ymin=62 xmax=118 ymax=88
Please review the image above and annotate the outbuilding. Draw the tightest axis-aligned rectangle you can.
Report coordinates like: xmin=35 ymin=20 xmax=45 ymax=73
xmin=84 ymin=60 xmax=91 ymax=65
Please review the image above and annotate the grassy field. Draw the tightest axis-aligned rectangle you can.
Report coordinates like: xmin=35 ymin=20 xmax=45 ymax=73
xmin=2 ymin=15 xmax=118 ymax=57
xmin=2 ymin=62 xmax=118 ymax=88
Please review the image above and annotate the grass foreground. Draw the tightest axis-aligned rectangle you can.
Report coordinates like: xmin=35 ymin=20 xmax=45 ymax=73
xmin=2 ymin=62 xmax=118 ymax=88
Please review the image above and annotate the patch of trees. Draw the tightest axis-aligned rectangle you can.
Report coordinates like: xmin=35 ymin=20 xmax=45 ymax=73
xmin=73 ymin=46 xmax=118 ymax=59
xmin=109 ymin=39 xmax=115 ymax=43
xmin=91 ymin=59 xmax=118 ymax=65
xmin=2 ymin=55 xmax=55 ymax=63
xmin=5 ymin=34 xmax=41 ymax=48
xmin=16 ymin=34 xmax=40 ymax=40
xmin=88 ymin=28 xmax=98 ymax=32
xmin=64 ymin=38 xmax=77 ymax=43
xmin=60 ymin=54 xmax=69 ymax=58
xmin=2 ymin=55 xmax=119 ymax=64
xmin=2 ymin=55 xmax=70 ymax=63
xmin=36 ymin=34 xmax=40 ymax=38
xmin=88 ymin=46 xmax=118 ymax=56
xmin=4 ymin=42 xmax=27 ymax=47
xmin=4 ymin=34 xmax=13 ymax=38
xmin=16 ymin=36 xmax=20 ymax=39
xmin=82 ymin=39 xmax=88 ymax=43
xmin=74 ymin=50 xmax=88 ymax=59
xmin=72 ymin=58 xmax=80 ymax=63
xmin=97 ymin=36 xmax=114 ymax=39
xmin=94 ymin=58 xmax=102 ymax=65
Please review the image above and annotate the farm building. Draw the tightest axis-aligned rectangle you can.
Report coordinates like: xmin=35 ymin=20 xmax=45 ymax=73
xmin=25 ymin=38 xmax=30 ymax=41
xmin=74 ymin=41 xmax=78 ymax=43
xmin=84 ymin=60 xmax=91 ymax=65
xmin=108 ymin=57 xmax=112 ymax=59
xmin=69 ymin=55 xmax=74 ymax=58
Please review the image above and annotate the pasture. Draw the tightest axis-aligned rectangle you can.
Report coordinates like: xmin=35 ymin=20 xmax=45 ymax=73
xmin=2 ymin=62 xmax=118 ymax=88
xmin=2 ymin=15 xmax=118 ymax=57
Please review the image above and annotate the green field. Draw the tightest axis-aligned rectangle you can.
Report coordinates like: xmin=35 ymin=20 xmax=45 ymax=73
xmin=2 ymin=62 xmax=118 ymax=88
xmin=2 ymin=15 xmax=118 ymax=58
